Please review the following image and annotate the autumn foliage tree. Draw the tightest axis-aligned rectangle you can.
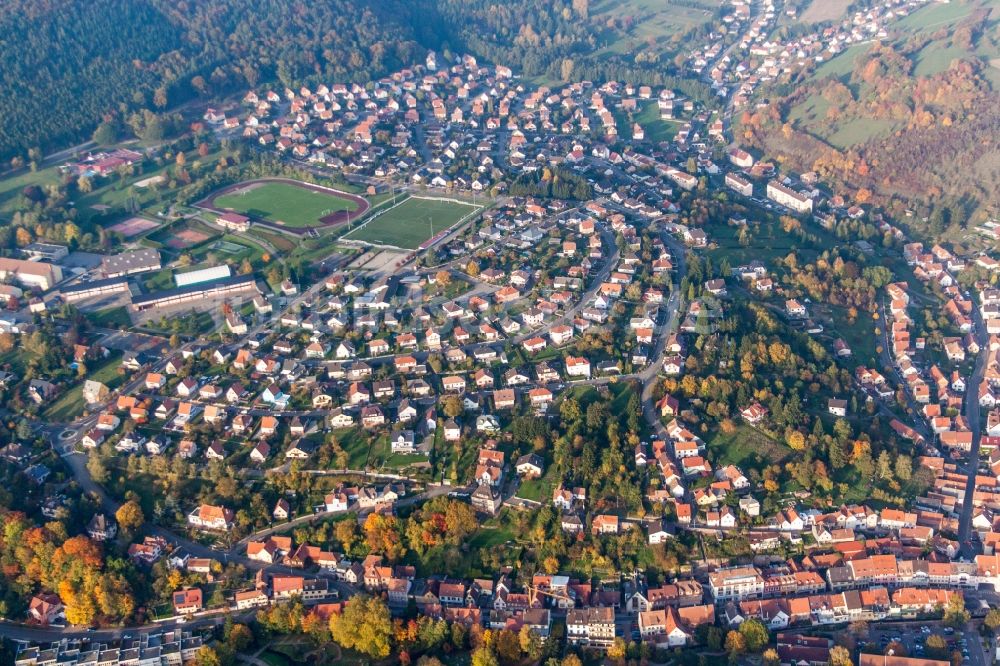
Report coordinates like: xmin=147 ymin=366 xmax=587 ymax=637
xmin=404 ymin=498 xmax=478 ymax=556
xmin=329 ymin=596 xmax=393 ymax=658
xmin=363 ymin=513 xmax=406 ymax=561
xmin=115 ymin=500 xmax=144 ymax=535
xmin=0 ymin=512 xmax=134 ymax=626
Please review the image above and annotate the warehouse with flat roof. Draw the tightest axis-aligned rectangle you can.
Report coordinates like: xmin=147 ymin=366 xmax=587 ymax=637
xmin=101 ymin=249 xmax=161 ymax=278
xmin=131 ymin=274 xmax=258 ymax=312
xmin=61 ymin=277 xmax=132 ymax=303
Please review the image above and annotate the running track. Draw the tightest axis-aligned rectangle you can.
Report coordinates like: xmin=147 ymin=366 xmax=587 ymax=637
xmin=195 ymin=177 xmax=370 ymax=236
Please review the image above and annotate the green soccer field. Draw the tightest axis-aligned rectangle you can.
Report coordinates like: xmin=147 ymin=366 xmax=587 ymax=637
xmin=345 ymin=197 xmax=480 ymax=249
xmin=213 ymin=182 xmax=359 ymax=228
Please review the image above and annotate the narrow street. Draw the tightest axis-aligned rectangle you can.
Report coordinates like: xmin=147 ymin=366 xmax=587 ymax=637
xmin=958 ymin=301 xmax=990 ymax=554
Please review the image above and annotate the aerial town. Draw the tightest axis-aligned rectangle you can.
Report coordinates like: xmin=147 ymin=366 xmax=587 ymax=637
xmin=0 ymin=0 xmax=998 ymax=665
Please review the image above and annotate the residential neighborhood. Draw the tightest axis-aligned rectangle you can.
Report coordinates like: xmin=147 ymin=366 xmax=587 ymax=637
xmin=2 ymin=1 xmax=999 ymax=665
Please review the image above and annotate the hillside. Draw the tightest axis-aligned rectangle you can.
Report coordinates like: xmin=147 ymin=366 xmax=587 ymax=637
xmin=742 ymin=0 xmax=1000 ymax=236
xmin=0 ymin=0 xmax=426 ymax=161
xmin=0 ymin=0 xmax=727 ymax=163
xmin=431 ymin=0 xmax=718 ymax=97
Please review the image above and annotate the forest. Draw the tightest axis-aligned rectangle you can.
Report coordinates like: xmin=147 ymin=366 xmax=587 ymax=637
xmin=0 ymin=0 xmax=426 ymax=161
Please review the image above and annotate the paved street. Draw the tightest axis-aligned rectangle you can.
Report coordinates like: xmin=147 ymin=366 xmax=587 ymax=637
xmin=959 ymin=301 xmax=990 ymax=555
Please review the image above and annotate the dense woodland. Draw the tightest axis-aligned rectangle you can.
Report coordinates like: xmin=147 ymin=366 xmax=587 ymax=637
xmin=0 ymin=0 xmax=425 ymax=161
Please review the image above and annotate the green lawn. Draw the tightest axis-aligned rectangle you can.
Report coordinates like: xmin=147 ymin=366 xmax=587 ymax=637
xmin=260 ymin=651 xmax=292 ymax=666
xmin=517 ymin=471 xmax=559 ymax=502
xmin=288 ymin=237 xmax=354 ymax=265
xmin=332 ymin=427 xmax=374 ymax=469
xmin=189 ymin=234 xmax=268 ymax=266
xmin=706 ymin=424 xmax=789 ymax=469
xmin=824 ymin=118 xmax=898 ymax=149
xmin=78 ymin=147 xmax=236 ymax=224
xmin=248 ymin=228 xmax=296 ymax=253
xmin=345 ymin=197 xmax=480 ymax=249
xmin=385 ymin=452 xmax=432 ymax=469
xmin=0 ymin=165 xmax=63 ymax=218
xmin=810 ymin=43 xmax=870 ymax=81
xmin=142 ymin=269 xmax=175 ymax=292
xmin=912 ymin=44 xmax=973 ymax=77
xmin=138 ymin=311 xmax=216 ymax=336
xmin=634 ymin=101 xmax=683 ymax=143
xmin=0 ymin=349 xmax=27 ymax=376
xmin=86 ymin=306 xmax=132 ymax=329
xmin=213 ymin=181 xmax=358 ymax=229
xmin=706 ymin=216 xmax=819 ymax=268
xmin=366 ymin=433 xmax=411 ymax=470
xmin=468 ymin=526 xmax=516 ymax=549
xmin=823 ymin=305 xmax=877 ymax=369
xmin=43 ymin=353 xmax=124 ymax=422
xmin=807 ymin=0 xmax=987 ymax=87
xmin=43 ymin=385 xmax=86 ymax=422
xmin=790 ymin=74 xmax=900 ymax=148
xmin=798 ymin=0 xmax=851 ymax=24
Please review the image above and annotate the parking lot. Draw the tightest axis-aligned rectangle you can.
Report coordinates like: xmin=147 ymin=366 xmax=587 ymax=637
xmin=865 ymin=622 xmax=989 ymax=665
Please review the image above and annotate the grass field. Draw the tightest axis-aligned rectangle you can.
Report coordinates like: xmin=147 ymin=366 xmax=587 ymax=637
xmin=86 ymin=306 xmax=132 ymax=329
xmin=591 ymin=0 xmax=721 ymax=56
xmin=807 ymin=0 xmax=993 ymax=85
xmin=331 ymin=427 xmax=374 ymax=469
xmin=824 ymin=118 xmax=899 ymax=150
xmin=707 ymin=424 xmax=789 ymax=469
xmin=248 ymin=228 xmax=296 ymax=252
xmin=811 ymin=43 xmax=869 ymax=81
xmin=213 ymin=182 xmax=358 ymax=229
xmin=190 ymin=234 xmax=268 ymax=267
xmin=791 ymin=63 xmax=902 ymax=148
xmin=0 ymin=146 xmax=242 ymax=225
xmin=799 ymin=0 xmax=851 ymax=24
xmin=634 ymin=102 xmax=683 ymax=143
xmin=815 ymin=304 xmax=877 ymax=369
xmin=468 ymin=526 xmax=516 ymax=549
xmin=706 ymin=215 xmax=822 ymax=268
xmin=44 ymin=353 xmax=124 ymax=422
xmin=345 ymin=197 xmax=479 ymax=249
xmin=138 ymin=311 xmax=216 ymax=336
xmin=895 ymin=1 xmax=979 ymax=34
xmin=516 ymin=465 xmax=560 ymax=502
